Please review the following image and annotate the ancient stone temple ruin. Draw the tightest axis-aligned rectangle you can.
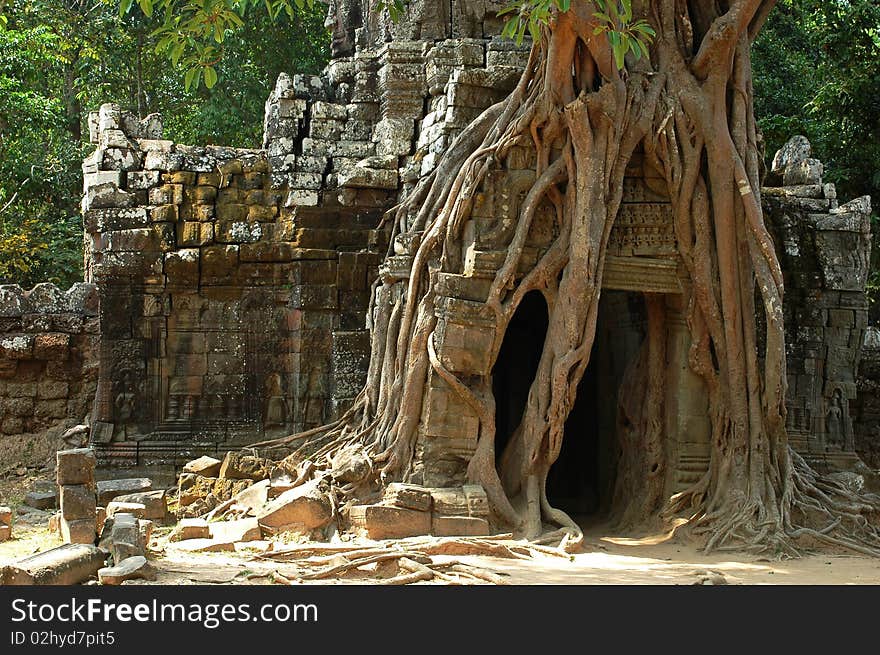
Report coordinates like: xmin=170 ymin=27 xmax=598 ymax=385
xmin=0 ymin=0 xmax=877 ymax=525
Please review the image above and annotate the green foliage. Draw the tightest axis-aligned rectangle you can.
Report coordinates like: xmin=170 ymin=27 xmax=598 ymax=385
xmin=0 ymin=2 xmax=91 ymax=287
xmin=754 ymin=1 xmax=879 ymax=313
xmin=374 ymin=0 xmax=407 ymax=22
xmin=499 ymin=0 xmax=571 ymax=44
xmin=753 ymin=0 xmax=880 ymax=203
xmin=498 ymin=0 xmax=653 ymax=70
xmin=0 ymin=214 xmax=82 ymax=287
xmin=592 ymin=0 xmax=654 ymax=69
xmin=0 ymin=0 xmax=327 ymax=288
xmin=113 ymin=0 xmax=322 ymax=90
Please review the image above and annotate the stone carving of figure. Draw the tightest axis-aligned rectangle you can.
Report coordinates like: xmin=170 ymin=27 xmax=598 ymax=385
xmin=826 ymin=389 xmax=844 ymax=451
xmin=114 ymin=372 xmax=136 ymax=423
xmin=323 ymin=0 xmax=362 ymax=58
xmin=264 ymin=373 xmax=288 ymax=428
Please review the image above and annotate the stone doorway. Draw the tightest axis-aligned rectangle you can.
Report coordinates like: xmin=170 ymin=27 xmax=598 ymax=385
xmin=546 ymin=291 xmax=647 ymax=521
xmin=492 ymin=290 xmax=549 ymax=465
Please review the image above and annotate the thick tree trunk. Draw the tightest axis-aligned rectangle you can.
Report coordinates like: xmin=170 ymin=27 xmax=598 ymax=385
xmin=258 ymin=0 xmax=880 ymax=556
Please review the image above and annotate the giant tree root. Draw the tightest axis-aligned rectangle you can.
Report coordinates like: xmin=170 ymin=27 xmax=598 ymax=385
xmin=251 ymin=536 xmax=584 ymax=585
xmin=251 ymin=0 xmax=880 ymax=560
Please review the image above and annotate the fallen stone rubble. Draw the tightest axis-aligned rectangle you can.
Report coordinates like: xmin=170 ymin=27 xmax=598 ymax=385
xmin=0 ymin=445 xmax=563 ymax=586
xmin=0 ymin=505 xmax=11 ymax=542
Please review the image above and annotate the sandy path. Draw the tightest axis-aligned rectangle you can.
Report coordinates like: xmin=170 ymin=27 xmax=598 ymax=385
xmin=4 ymin=517 xmax=880 ymax=585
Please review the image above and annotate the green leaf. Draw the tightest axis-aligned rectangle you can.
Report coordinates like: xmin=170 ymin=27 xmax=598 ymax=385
xmin=613 ymin=43 xmax=625 ymax=70
xmin=184 ymin=65 xmax=198 ymax=90
xmin=138 ymin=0 xmax=153 ymax=17
xmin=204 ymin=65 xmax=218 ymax=88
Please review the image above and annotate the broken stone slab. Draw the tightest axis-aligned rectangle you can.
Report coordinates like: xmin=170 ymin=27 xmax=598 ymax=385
xmin=112 ymin=490 xmax=167 ymax=520
xmin=771 ymin=134 xmax=811 ymax=174
xmin=219 ymin=451 xmax=274 ymax=481
xmin=82 ymin=182 xmax=136 ymax=211
xmin=429 ymin=485 xmax=489 ymax=518
xmin=109 ymin=513 xmax=144 ymax=564
xmin=61 ymin=424 xmax=90 ymax=448
xmin=330 ymin=444 xmax=372 ymax=484
xmin=431 ymin=516 xmax=490 ymax=537
xmin=337 ymin=164 xmax=398 ymax=190
xmin=177 ymin=474 xmax=253 ymax=507
xmin=105 ymin=502 xmax=147 ymax=519
xmin=224 ymin=479 xmax=270 ymax=515
xmin=1 ymin=544 xmax=106 ymax=585
xmin=60 ymin=484 xmax=96 ymax=520
xmin=269 ymin=460 xmax=315 ymax=498
xmin=383 ymin=483 xmax=433 ymax=512
xmin=33 ymin=479 xmax=56 ymax=493
xmin=98 ymin=556 xmax=156 ymax=585
xmin=56 ymin=448 xmax=96 ymax=487
xmin=349 ymin=504 xmax=431 ymax=540
xmin=832 ymin=195 xmax=872 ymax=216
xmin=96 ymin=478 xmax=152 ymax=506
xmin=178 ymin=473 xmax=216 ymax=506
xmin=208 ymin=517 xmax=261 ymax=543
xmin=257 ymin=478 xmax=333 ymax=536
xmin=168 ymin=518 xmax=210 ymax=542
xmin=24 ymin=490 xmax=58 ymax=511
xmin=761 ymin=184 xmax=824 ymax=199
xmin=782 ymin=157 xmax=823 ymax=186
xmin=183 ymin=455 xmax=222 ymax=477
xmin=61 ymin=517 xmax=96 ymax=545
xmin=168 ymin=538 xmax=235 ymax=553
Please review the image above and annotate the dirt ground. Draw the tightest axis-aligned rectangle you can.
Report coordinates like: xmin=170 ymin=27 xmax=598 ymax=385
xmin=4 ymin=500 xmax=880 ymax=585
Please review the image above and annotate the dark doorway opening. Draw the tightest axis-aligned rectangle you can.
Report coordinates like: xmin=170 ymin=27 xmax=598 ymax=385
xmin=492 ymin=291 xmax=549 ymax=465
xmin=547 ymin=340 xmax=601 ymax=517
xmin=546 ymin=291 xmax=647 ymax=521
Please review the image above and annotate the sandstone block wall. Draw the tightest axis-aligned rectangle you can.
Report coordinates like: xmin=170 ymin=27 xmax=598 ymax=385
xmin=854 ymin=327 xmax=880 ymax=467
xmin=0 ymin=283 xmax=99 ymax=436
xmin=764 ymin=157 xmax=873 ymax=468
xmin=82 ymin=106 xmax=385 ymax=467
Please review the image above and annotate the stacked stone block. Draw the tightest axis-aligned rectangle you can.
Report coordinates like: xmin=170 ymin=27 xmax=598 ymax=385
xmin=82 ymin=104 xmax=384 ymax=466
xmin=764 ymin=136 xmax=873 ymax=467
xmin=0 ymin=283 xmax=99 ymax=435
xmin=853 ymin=327 xmax=880 ymax=467
xmin=57 ymin=448 xmax=97 ymax=544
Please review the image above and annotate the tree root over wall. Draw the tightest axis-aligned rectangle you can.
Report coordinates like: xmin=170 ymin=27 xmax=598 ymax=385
xmin=253 ymin=1 xmax=880 ymax=559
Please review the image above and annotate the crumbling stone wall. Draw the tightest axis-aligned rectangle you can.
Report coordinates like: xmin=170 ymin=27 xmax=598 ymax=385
xmin=79 ymin=6 xmax=529 ymax=468
xmin=82 ymin=106 xmax=384 ymax=467
xmin=853 ymin=327 xmax=880 ymax=467
xmin=0 ymin=283 xmax=99 ymax=436
xmin=763 ymin=138 xmax=873 ymax=471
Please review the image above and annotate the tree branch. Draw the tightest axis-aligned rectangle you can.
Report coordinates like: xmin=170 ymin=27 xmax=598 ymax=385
xmin=748 ymin=0 xmax=778 ymax=43
xmin=690 ymin=0 xmax=765 ymax=80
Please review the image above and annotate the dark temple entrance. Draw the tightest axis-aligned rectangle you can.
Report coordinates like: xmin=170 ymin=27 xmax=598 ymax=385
xmin=492 ymin=291 xmax=549 ymax=466
xmin=546 ymin=291 xmax=647 ymax=521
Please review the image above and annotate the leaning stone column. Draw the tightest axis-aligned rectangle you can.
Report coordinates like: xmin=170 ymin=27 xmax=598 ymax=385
xmin=57 ymin=447 xmax=98 ymax=544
